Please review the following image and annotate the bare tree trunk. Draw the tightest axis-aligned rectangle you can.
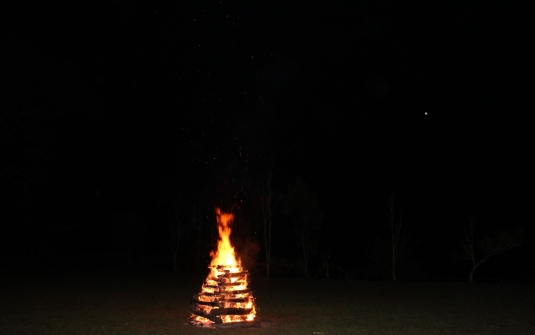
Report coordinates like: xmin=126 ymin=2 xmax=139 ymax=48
xmin=385 ymin=192 xmax=401 ymax=282
xmin=462 ymin=216 xmax=523 ymax=284
xmin=262 ymin=197 xmax=272 ymax=276
xmin=298 ymin=227 xmax=309 ymax=278
xmin=196 ymin=206 xmax=203 ymax=269
xmin=170 ymin=197 xmax=184 ymax=272
xmin=463 ymin=216 xmax=476 ymax=283
xmin=281 ymin=177 xmax=322 ymax=279
xmin=302 ymin=242 xmax=309 ymax=278
xmin=392 ymin=247 xmax=396 ymax=282
xmin=259 ymin=163 xmax=274 ymax=277
xmin=320 ymin=252 xmax=330 ymax=279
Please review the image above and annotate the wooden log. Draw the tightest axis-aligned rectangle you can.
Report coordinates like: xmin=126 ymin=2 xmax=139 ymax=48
xmin=218 ymin=288 xmax=252 ymax=295
xmin=218 ymin=281 xmax=247 ymax=287
xmin=192 ymin=299 xmax=218 ymax=307
xmin=213 ymin=319 xmax=260 ymax=329
xmin=209 ymin=308 xmax=253 ymax=316
xmin=190 ymin=310 xmax=223 ymax=324
xmin=213 ymin=265 xmax=243 ymax=272
xmin=216 ymin=298 xmax=252 ymax=303
xmin=197 ymin=289 xmax=252 ymax=299
xmin=192 ymin=297 xmax=254 ymax=308
xmin=217 ymin=272 xmax=248 ymax=278
xmin=202 ymin=284 xmax=218 ymax=289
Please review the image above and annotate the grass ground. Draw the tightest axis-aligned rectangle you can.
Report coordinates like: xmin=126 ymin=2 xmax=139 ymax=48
xmin=1 ymin=268 xmax=534 ymax=335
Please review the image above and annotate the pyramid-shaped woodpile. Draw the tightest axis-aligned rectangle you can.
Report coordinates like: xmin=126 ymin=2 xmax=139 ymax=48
xmin=189 ymin=264 xmax=257 ymax=327
xmin=188 ymin=208 xmax=257 ymax=328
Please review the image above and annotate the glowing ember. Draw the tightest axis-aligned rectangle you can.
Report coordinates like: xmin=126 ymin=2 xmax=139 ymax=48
xmin=189 ymin=208 xmax=258 ymax=327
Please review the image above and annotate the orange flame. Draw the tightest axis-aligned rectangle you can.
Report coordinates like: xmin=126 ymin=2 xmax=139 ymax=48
xmin=210 ymin=208 xmax=240 ymax=267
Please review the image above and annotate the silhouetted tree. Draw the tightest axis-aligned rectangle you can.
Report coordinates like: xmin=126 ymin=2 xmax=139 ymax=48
xmin=384 ymin=191 xmax=405 ymax=281
xmin=115 ymin=207 xmax=146 ymax=267
xmin=169 ymin=195 xmax=191 ymax=271
xmin=317 ymin=250 xmax=331 ymax=279
xmin=281 ymin=177 xmax=323 ymax=278
xmin=462 ymin=216 xmax=524 ymax=283
xmin=258 ymin=160 xmax=276 ymax=276
xmin=365 ymin=236 xmax=391 ymax=280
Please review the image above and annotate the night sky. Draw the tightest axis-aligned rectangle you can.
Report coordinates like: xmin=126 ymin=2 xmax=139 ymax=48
xmin=2 ymin=1 xmax=533 ymax=280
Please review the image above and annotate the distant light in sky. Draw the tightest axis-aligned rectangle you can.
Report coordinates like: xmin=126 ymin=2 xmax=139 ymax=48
xmin=424 ymin=112 xmax=428 ymax=115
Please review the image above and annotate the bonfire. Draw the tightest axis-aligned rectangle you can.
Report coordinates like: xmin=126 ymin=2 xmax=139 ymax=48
xmin=189 ymin=208 xmax=258 ymax=328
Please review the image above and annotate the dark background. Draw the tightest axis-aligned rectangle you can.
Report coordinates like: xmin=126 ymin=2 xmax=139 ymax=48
xmin=1 ymin=1 xmax=533 ymax=280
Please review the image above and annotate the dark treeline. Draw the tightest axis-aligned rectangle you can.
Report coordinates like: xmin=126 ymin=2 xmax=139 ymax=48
xmin=2 ymin=1 xmax=532 ymax=282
